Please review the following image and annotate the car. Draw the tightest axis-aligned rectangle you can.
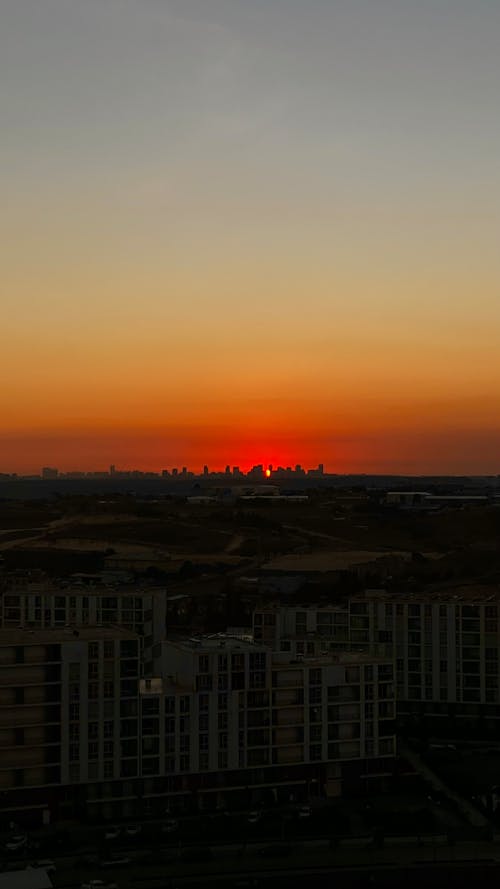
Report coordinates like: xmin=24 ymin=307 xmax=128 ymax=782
xmin=247 ymin=810 xmax=263 ymax=824
xmin=162 ymin=818 xmax=179 ymax=834
xmin=5 ymin=834 xmax=28 ymax=852
xmin=125 ymin=824 xmax=141 ymax=837
xmin=100 ymin=856 xmax=131 ymax=867
xmin=81 ymin=881 xmax=117 ymax=889
xmin=104 ymin=825 xmax=121 ymax=840
xmin=297 ymin=805 xmax=311 ymax=819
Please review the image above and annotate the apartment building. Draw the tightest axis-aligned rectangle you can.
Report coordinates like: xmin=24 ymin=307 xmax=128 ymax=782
xmin=138 ymin=635 xmax=396 ymax=813
xmin=349 ymin=587 xmax=500 ymax=726
xmin=252 ymin=602 xmax=350 ymax=655
xmin=0 ymin=626 xmax=141 ymax=824
xmin=0 ymin=580 xmax=166 ymax=675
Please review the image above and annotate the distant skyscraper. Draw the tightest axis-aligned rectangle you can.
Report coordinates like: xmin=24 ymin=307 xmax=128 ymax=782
xmin=42 ymin=467 xmax=58 ymax=479
xmin=203 ymin=465 xmax=209 ymax=476
xmin=110 ymin=464 xmax=116 ymax=476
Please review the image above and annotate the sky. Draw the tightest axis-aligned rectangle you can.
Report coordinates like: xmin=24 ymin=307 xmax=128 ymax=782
xmin=1 ymin=0 xmax=499 ymax=475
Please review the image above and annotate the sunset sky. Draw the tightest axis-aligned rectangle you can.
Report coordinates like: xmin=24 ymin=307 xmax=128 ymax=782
xmin=2 ymin=0 xmax=499 ymax=474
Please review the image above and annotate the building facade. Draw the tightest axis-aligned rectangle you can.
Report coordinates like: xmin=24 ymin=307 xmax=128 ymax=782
xmin=138 ymin=635 xmax=396 ymax=813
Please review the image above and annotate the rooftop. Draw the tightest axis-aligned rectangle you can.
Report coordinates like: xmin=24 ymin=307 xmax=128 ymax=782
xmin=354 ymin=585 xmax=500 ymax=604
xmin=0 ymin=625 xmax=139 ymax=644
xmin=167 ymin=633 xmax=266 ymax=652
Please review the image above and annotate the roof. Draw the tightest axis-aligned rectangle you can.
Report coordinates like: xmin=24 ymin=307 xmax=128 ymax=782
xmin=167 ymin=634 xmax=266 ymax=653
xmin=0 ymin=625 xmax=139 ymax=644
xmin=354 ymin=585 xmax=500 ymax=604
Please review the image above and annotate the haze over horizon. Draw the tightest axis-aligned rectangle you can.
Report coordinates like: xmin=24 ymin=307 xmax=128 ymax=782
xmin=2 ymin=0 xmax=500 ymax=476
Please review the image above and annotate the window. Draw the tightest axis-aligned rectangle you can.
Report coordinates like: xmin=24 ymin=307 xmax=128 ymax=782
xmin=198 ymin=655 xmax=209 ymax=673
xmin=180 ymin=735 xmax=190 ymax=752
xmin=218 ymin=732 xmax=228 ymax=749
xmin=104 ymin=640 xmax=114 ymax=659
xmin=88 ymin=642 xmax=99 ymax=660
xmin=310 ymin=744 xmax=322 ymax=761
xmin=104 ymin=681 xmax=114 ymax=699
xmin=104 ymin=761 xmax=114 ymax=778
xmin=250 ymin=653 xmax=266 ymax=670
xmin=199 ymin=752 xmax=209 ymax=770
xmin=218 ymin=693 xmax=227 ymax=711
xmin=218 ymin=751 xmax=228 ymax=769
xmin=88 ymin=722 xmax=99 ymax=740
xmin=180 ymin=696 xmax=190 ymax=714
xmin=199 ymin=713 xmax=209 ymax=732
xmin=69 ymin=724 xmax=80 ymax=742
xmin=88 ymin=741 xmax=99 ymax=760
xmin=196 ymin=675 xmax=213 ymax=691
xmin=218 ymin=712 xmax=228 ymax=730
xmin=165 ymin=696 xmax=176 ymax=714
xmin=180 ymin=754 xmax=190 ymax=771
xmin=104 ymin=721 xmax=114 ymax=738
xmin=309 ymin=669 xmax=322 ymax=685
xmin=310 ymin=687 xmax=322 ymax=704
xmin=104 ymin=740 xmax=114 ymax=757
xmin=218 ymin=654 xmax=228 ymax=672
xmin=199 ymin=734 xmax=209 ymax=751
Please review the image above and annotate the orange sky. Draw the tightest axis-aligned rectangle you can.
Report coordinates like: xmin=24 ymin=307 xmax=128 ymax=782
xmin=1 ymin=1 xmax=500 ymax=475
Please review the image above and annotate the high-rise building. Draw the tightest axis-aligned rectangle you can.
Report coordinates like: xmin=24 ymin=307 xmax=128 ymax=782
xmin=41 ymin=467 xmax=58 ymax=479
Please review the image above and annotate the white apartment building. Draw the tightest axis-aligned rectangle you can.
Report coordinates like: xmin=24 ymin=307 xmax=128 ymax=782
xmin=0 ymin=582 xmax=166 ymax=675
xmin=138 ymin=635 xmax=396 ymax=813
xmin=252 ymin=603 xmax=350 ymax=655
xmin=0 ymin=626 xmax=141 ymax=824
xmin=349 ymin=587 xmax=500 ymax=721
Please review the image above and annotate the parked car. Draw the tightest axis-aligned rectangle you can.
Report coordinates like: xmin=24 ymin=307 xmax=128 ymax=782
xmin=162 ymin=819 xmax=179 ymax=834
xmin=100 ymin=856 xmax=131 ymax=867
xmin=81 ymin=881 xmax=117 ymax=889
xmin=5 ymin=835 xmax=28 ymax=852
xmin=247 ymin=810 xmax=263 ymax=824
xmin=104 ymin=826 xmax=121 ymax=840
xmin=297 ymin=805 xmax=311 ymax=819
xmin=125 ymin=824 xmax=141 ymax=837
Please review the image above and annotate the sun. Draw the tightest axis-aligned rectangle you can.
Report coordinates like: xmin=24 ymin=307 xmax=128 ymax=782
xmin=265 ymin=468 xmax=271 ymax=478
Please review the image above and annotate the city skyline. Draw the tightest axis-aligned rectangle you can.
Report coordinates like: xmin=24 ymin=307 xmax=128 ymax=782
xmin=2 ymin=1 xmax=500 ymax=475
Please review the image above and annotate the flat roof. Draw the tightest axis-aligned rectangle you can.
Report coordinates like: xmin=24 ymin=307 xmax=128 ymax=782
xmin=1 ymin=585 xmax=164 ymax=597
xmin=354 ymin=585 xmax=500 ymax=604
xmin=0 ymin=625 xmax=139 ymax=643
xmin=166 ymin=634 xmax=266 ymax=652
